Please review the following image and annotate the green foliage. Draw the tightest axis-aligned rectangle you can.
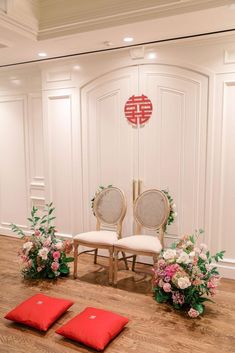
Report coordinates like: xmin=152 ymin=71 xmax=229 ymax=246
xmin=154 ymin=288 xmax=170 ymax=303
xmin=152 ymin=230 xmax=225 ymax=318
xmin=11 ymin=203 xmax=73 ymax=280
xmin=161 ymin=189 xmax=177 ymax=232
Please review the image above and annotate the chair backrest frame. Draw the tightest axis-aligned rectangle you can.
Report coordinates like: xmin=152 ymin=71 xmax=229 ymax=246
xmin=93 ymin=186 xmax=127 ymax=238
xmin=133 ymin=189 xmax=170 ymax=245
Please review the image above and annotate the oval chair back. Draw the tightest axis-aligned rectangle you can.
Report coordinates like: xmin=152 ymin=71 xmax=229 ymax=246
xmin=134 ymin=189 xmax=170 ymax=246
xmin=93 ymin=187 xmax=127 ymax=238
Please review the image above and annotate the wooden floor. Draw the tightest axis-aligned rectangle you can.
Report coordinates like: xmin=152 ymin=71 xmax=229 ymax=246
xmin=0 ymin=236 xmax=235 ymax=353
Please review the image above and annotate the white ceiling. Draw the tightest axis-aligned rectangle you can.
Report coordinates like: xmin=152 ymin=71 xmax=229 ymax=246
xmin=0 ymin=0 xmax=235 ymax=66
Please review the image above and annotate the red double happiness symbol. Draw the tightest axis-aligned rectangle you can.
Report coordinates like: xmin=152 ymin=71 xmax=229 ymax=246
xmin=124 ymin=94 xmax=153 ymax=126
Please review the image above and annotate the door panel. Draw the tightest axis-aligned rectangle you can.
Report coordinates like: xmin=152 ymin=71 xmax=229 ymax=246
xmin=81 ymin=67 xmax=139 ymax=236
xmin=139 ymin=65 xmax=208 ymax=242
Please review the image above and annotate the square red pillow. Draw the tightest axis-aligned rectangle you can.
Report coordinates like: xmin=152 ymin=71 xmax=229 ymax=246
xmin=4 ymin=293 xmax=74 ymax=331
xmin=56 ymin=307 xmax=129 ymax=351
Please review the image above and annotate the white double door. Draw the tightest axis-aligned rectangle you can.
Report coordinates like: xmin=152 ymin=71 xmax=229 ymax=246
xmin=81 ymin=65 xmax=208 ymax=244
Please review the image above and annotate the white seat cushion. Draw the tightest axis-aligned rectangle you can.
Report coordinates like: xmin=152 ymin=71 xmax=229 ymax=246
xmin=74 ymin=231 xmax=118 ymax=245
xmin=114 ymin=235 xmax=162 ymax=253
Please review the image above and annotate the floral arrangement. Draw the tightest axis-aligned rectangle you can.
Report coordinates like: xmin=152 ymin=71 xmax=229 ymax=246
xmin=11 ymin=203 xmax=73 ymax=279
xmin=162 ymin=189 xmax=177 ymax=231
xmin=152 ymin=230 xmax=225 ymax=318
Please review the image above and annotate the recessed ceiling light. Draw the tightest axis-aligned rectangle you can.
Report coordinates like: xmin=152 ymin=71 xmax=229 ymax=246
xmin=38 ymin=52 xmax=47 ymax=57
xmin=123 ymin=37 xmax=134 ymax=43
xmin=11 ymin=79 xmax=21 ymax=85
xmin=147 ymin=52 xmax=157 ymax=59
xmin=73 ymin=65 xmax=81 ymax=71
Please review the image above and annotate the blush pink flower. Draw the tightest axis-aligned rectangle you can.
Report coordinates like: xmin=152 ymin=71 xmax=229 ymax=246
xmin=43 ymin=237 xmax=51 ymax=247
xmin=20 ymin=255 xmax=28 ymax=263
xmin=26 ymin=259 xmax=32 ymax=268
xmin=51 ymin=261 xmax=59 ymax=271
xmin=34 ymin=229 xmax=40 ymax=236
xmin=37 ymin=266 xmax=42 ymax=272
xmin=188 ymin=308 xmax=200 ymax=318
xmin=158 ymin=259 xmax=166 ymax=268
xmin=172 ymin=291 xmax=185 ymax=305
xmin=165 ymin=264 xmax=179 ymax=279
xmin=52 ymin=251 xmax=61 ymax=260
xmin=163 ymin=283 xmax=172 ymax=292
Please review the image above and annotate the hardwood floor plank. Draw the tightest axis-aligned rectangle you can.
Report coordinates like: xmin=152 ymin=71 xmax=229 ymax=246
xmin=0 ymin=235 xmax=235 ymax=353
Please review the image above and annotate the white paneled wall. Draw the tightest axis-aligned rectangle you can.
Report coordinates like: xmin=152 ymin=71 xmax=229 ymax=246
xmin=28 ymin=94 xmax=45 ymax=209
xmin=209 ymin=74 xmax=235 ymax=278
xmin=0 ymin=96 xmax=29 ymax=236
xmin=0 ymin=39 xmax=235 ymax=278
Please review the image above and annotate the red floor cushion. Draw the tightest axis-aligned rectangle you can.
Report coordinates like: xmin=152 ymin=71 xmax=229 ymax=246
xmin=4 ymin=293 xmax=74 ymax=331
xmin=56 ymin=307 xmax=129 ymax=351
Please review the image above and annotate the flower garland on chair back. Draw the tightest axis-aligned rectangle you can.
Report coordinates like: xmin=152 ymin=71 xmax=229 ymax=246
xmin=11 ymin=203 xmax=74 ymax=279
xmin=152 ymin=230 xmax=225 ymax=318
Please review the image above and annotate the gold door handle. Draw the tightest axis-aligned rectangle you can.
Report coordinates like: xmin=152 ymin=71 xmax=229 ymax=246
xmin=133 ymin=179 xmax=138 ymax=203
xmin=138 ymin=179 xmax=142 ymax=197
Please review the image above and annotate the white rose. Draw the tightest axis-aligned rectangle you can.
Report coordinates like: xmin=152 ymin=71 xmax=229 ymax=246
xmin=177 ymin=251 xmax=190 ymax=264
xmin=55 ymin=241 xmax=63 ymax=250
xmin=205 ymin=263 xmax=213 ymax=271
xmin=200 ymin=243 xmax=207 ymax=251
xmin=23 ymin=241 xmax=33 ymax=251
xmin=189 ymin=251 xmax=195 ymax=257
xmin=38 ymin=247 xmax=49 ymax=260
xmin=199 ymin=253 xmax=207 ymax=261
xmin=178 ymin=277 xmax=191 ymax=289
xmin=163 ymin=249 xmax=177 ymax=261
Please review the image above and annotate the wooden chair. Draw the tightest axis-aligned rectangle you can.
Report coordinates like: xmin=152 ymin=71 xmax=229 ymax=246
xmin=73 ymin=186 xmax=127 ymax=284
xmin=113 ymin=189 xmax=170 ymax=285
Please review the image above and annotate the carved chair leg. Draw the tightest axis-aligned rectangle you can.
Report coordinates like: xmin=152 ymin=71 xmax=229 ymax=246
xmin=113 ymin=249 xmax=119 ymax=286
xmin=108 ymin=248 xmax=113 ymax=285
xmin=153 ymin=253 xmax=159 ymax=266
xmin=94 ymin=248 xmax=98 ymax=264
xmin=132 ymin=255 xmax=137 ymax=271
xmin=152 ymin=254 xmax=159 ymax=290
xmin=73 ymin=241 xmax=79 ymax=279
xmin=121 ymin=251 xmax=129 ymax=270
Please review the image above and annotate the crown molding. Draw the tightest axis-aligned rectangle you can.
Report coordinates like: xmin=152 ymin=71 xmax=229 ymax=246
xmin=0 ymin=0 xmax=38 ymax=39
xmin=38 ymin=0 xmax=231 ymax=40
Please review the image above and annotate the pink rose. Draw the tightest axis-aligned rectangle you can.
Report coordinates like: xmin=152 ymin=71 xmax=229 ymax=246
xmin=51 ymin=261 xmax=59 ymax=271
xmin=34 ymin=229 xmax=40 ymax=236
xmin=43 ymin=237 xmax=51 ymax=247
xmin=53 ymin=251 xmax=61 ymax=260
xmin=188 ymin=308 xmax=200 ymax=318
xmin=158 ymin=259 xmax=166 ymax=268
xmin=163 ymin=283 xmax=172 ymax=292
xmin=165 ymin=264 xmax=179 ymax=278
xmin=26 ymin=259 xmax=32 ymax=268
xmin=21 ymin=255 xmax=28 ymax=263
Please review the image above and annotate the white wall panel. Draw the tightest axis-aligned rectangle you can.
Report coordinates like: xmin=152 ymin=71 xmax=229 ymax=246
xmin=28 ymin=94 xmax=44 ymax=184
xmin=0 ymin=96 xmax=29 ymax=235
xmin=43 ymin=88 xmax=82 ymax=237
xmin=220 ymin=82 xmax=235 ymax=259
xmin=210 ymin=76 xmax=235 ymax=279
xmin=81 ymin=67 xmax=139 ymax=235
xmin=43 ymin=91 xmax=73 ymax=236
xmin=27 ymin=94 xmax=45 ymax=211
xmin=139 ymin=65 xmax=208 ymax=244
